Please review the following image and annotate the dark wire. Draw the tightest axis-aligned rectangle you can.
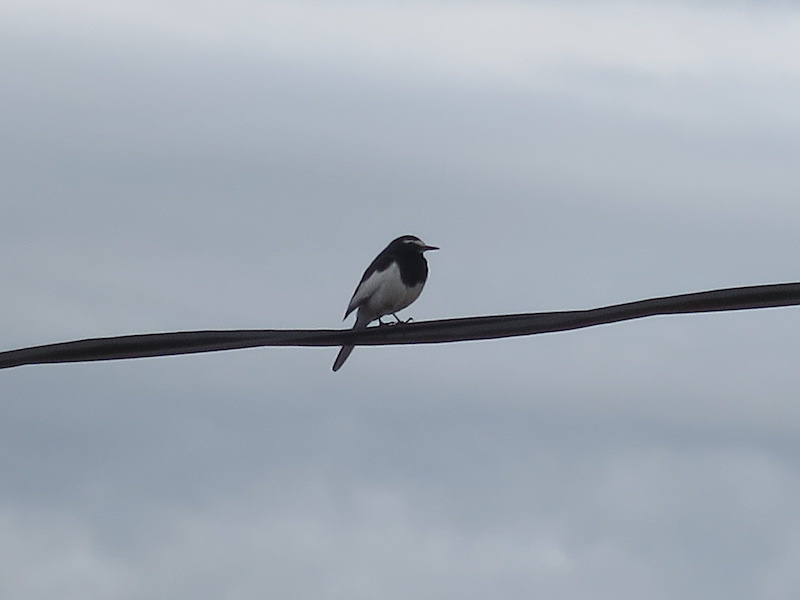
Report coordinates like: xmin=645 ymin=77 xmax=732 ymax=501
xmin=1 ymin=282 xmax=799 ymax=370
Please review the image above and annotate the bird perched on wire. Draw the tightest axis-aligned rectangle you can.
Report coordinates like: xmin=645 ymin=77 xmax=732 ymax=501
xmin=332 ymin=235 xmax=439 ymax=371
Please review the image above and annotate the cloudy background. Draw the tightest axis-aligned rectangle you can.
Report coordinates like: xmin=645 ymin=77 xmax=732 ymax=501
xmin=2 ymin=1 xmax=800 ymax=598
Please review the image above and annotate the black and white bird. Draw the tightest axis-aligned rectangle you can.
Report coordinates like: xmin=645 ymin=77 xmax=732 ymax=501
xmin=332 ymin=235 xmax=438 ymax=371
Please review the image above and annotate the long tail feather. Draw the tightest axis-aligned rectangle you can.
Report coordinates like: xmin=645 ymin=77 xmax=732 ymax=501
xmin=332 ymin=311 xmax=371 ymax=372
xmin=332 ymin=344 xmax=354 ymax=372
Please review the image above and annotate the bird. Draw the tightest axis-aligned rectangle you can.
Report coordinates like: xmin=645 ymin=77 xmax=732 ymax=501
xmin=332 ymin=235 xmax=438 ymax=371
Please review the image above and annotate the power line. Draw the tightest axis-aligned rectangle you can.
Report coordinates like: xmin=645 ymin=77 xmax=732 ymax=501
xmin=1 ymin=282 xmax=798 ymax=370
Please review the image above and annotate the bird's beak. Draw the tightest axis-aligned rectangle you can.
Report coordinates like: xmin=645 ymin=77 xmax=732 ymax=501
xmin=422 ymin=245 xmax=439 ymax=252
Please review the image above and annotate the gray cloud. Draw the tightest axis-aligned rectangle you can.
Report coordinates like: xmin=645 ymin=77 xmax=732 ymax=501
xmin=2 ymin=1 xmax=800 ymax=598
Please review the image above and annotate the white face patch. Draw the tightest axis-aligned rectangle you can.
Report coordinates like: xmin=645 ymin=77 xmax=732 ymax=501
xmin=405 ymin=237 xmax=426 ymax=249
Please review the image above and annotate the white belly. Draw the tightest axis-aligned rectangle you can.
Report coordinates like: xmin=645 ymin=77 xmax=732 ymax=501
xmin=363 ymin=263 xmax=424 ymax=317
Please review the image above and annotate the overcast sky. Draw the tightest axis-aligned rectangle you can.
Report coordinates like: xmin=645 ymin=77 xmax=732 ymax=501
xmin=2 ymin=1 xmax=800 ymax=598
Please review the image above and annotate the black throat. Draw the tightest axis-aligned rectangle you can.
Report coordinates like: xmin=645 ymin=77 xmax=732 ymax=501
xmin=394 ymin=247 xmax=429 ymax=287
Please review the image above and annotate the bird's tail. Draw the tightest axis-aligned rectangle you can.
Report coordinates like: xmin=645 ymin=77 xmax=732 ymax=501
xmin=332 ymin=311 xmax=371 ymax=372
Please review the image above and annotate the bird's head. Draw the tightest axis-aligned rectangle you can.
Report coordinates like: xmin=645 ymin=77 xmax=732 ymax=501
xmin=391 ymin=235 xmax=439 ymax=254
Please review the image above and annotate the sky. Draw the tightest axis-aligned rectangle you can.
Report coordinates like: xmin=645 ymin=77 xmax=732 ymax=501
xmin=2 ymin=0 xmax=800 ymax=598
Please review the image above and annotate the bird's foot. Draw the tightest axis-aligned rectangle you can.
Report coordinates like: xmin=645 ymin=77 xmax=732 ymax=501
xmin=392 ymin=313 xmax=413 ymax=324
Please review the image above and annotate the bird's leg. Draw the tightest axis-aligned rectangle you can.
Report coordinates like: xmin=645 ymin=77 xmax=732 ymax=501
xmin=391 ymin=313 xmax=414 ymax=324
